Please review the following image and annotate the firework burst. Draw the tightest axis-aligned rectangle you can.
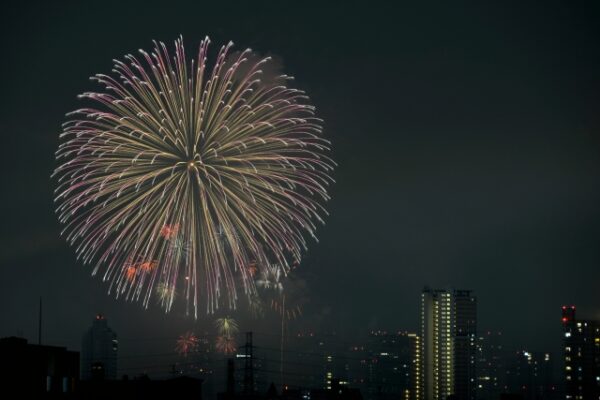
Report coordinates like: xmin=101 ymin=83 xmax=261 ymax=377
xmin=156 ymin=281 xmax=176 ymax=305
xmin=256 ymin=264 xmax=285 ymax=293
xmin=176 ymin=331 xmax=199 ymax=356
xmin=215 ymin=317 xmax=239 ymax=336
xmin=53 ymin=36 xmax=335 ymax=316
xmin=216 ymin=335 xmax=237 ymax=354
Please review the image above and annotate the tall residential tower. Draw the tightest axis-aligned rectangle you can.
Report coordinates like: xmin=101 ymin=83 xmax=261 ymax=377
xmin=81 ymin=314 xmax=118 ymax=380
xmin=421 ymin=288 xmax=477 ymax=400
xmin=561 ymin=306 xmax=600 ymax=400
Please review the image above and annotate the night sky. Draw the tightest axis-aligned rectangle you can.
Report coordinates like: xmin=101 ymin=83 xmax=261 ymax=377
xmin=1 ymin=0 xmax=600 ymax=376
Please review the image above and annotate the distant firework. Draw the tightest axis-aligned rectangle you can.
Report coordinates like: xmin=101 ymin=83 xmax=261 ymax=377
xmin=256 ymin=264 xmax=284 ymax=293
xmin=256 ymin=263 xmax=303 ymax=319
xmin=176 ymin=331 xmax=199 ymax=356
xmin=53 ymin=36 xmax=335 ymax=317
xmin=216 ymin=335 xmax=237 ymax=354
xmin=156 ymin=282 xmax=176 ymax=305
xmin=214 ymin=317 xmax=238 ymax=354
xmin=215 ymin=317 xmax=239 ymax=336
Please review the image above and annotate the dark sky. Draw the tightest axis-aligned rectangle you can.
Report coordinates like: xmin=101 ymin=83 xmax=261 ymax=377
xmin=1 ymin=0 xmax=600 ymax=375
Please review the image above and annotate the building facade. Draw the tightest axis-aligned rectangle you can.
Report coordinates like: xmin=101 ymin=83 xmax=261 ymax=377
xmin=504 ymin=350 xmax=556 ymax=400
xmin=476 ymin=331 xmax=507 ymax=400
xmin=453 ymin=290 xmax=477 ymax=400
xmin=421 ymin=288 xmax=477 ymax=400
xmin=0 ymin=336 xmax=79 ymax=395
xmin=562 ymin=306 xmax=600 ymax=400
xmin=81 ymin=314 xmax=118 ymax=380
xmin=361 ymin=330 xmax=420 ymax=400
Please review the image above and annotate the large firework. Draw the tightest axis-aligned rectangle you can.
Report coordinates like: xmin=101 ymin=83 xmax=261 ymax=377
xmin=53 ymin=36 xmax=334 ymax=316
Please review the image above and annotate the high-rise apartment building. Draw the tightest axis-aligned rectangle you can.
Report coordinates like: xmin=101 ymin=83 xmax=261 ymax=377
xmin=81 ymin=314 xmax=118 ymax=380
xmin=476 ymin=331 xmax=507 ymax=400
xmin=421 ymin=288 xmax=477 ymax=400
xmin=504 ymin=350 xmax=556 ymax=400
xmin=453 ymin=290 xmax=477 ymax=400
xmin=562 ymin=306 xmax=600 ymax=400
xmin=363 ymin=330 xmax=420 ymax=400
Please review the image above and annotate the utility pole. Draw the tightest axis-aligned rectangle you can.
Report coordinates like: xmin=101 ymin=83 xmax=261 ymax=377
xmin=38 ymin=297 xmax=42 ymax=345
xmin=280 ymin=294 xmax=285 ymax=389
xmin=227 ymin=358 xmax=235 ymax=395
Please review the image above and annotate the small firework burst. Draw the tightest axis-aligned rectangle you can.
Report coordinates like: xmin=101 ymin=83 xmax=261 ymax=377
xmin=215 ymin=317 xmax=239 ymax=336
xmin=216 ymin=335 xmax=237 ymax=354
xmin=175 ymin=331 xmax=199 ymax=356
xmin=256 ymin=263 xmax=305 ymax=320
xmin=138 ymin=260 xmax=158 ymax=273
xmin=160 ymin=224 xmax=180 ymax=240
xmin=256 ymin=264 xmax=285 ymax=293
xmin=246 ymin=261 xmax=258 ymax=278
xmin=169 ymin=235 xmax=190 ymax=258
xmin=156 ymin=282 xmax=176 ymax=304
xmin=125 ymin=265 xmax=137 ymax=282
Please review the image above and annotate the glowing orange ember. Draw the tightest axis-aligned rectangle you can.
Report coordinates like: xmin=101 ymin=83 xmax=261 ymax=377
xmin=139 ymin=260 xmax=157 ymax=272
xmin=125 ymin=266 xmax=137 ymax=281
xmin=160 ymin=224 xmax=179 ymax=240
xmin=247 ymin=262 xmax=258 ymax=277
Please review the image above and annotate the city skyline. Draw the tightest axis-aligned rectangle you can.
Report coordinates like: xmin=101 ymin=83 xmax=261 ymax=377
xmin=6 ymin=291 xmax=588 ymax=383
xmin=0 ymin=298 xmax=597 ymax=399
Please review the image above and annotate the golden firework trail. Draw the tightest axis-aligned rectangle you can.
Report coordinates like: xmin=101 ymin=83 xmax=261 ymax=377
xmin=215 ymin=317 xmax=239 ymax=336
xmin=53 ymin=36 xmax=335 ymax=317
